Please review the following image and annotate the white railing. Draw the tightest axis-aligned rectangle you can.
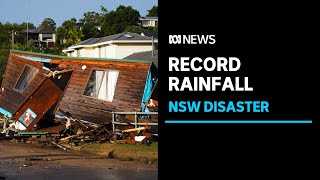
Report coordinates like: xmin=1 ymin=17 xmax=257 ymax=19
xmin=110 ymin=111 xmax=158 ymax=132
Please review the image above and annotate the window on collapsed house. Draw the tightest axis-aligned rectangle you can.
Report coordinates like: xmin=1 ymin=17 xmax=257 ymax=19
xmin=14 ymin=65 xmax=39 ymax=92
xmin=83 ymin=69 xmax=119 ymax=102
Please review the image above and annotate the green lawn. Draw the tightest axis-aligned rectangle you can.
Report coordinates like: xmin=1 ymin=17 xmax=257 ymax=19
xmin=80 ymin=142 xmax=158 ymax=163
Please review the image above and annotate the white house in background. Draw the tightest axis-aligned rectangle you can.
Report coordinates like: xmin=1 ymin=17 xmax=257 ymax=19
xmin=27 ymin=29 xmax=56 ymax=49
xmin=139 ymin=17 xmax=158 ymax=27
xmin=63 ymin=32 xmax=158 ymax=59
xmin=39 ymin=29 xmax=56 ymax=48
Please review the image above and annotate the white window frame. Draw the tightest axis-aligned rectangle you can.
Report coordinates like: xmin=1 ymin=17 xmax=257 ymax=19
xmin=83 ymin=69 xmax=119 ymax=102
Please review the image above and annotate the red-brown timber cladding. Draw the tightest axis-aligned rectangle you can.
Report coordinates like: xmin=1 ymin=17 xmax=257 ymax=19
xmin=5 ymin=51 xmax=150 ymax=124
xmin=13 ymin=78 xmax=63 ymax=131
xmin=53 ymin=59 xmax=150 ymax=124
xmin=0 ymin=54 xmax=47 ymax=114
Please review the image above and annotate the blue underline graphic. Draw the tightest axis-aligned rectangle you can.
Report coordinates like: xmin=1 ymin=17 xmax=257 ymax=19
xmin=165 ymin=120 xmax=312 ymax=124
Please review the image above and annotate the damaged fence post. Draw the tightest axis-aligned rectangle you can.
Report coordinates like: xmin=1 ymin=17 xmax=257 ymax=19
xmin=134 ymin=112 xmax=138 ymax=128
xmin=112 ymin=112 xmax=115 ymax=132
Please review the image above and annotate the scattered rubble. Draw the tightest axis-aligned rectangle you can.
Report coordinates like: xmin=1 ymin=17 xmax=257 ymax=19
xmin=1 ymin=106 xmax=158 ymax=148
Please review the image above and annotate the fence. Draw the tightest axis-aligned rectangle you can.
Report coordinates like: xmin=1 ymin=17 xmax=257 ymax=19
xmin=111 ymin=112 xmax=158 ymax=133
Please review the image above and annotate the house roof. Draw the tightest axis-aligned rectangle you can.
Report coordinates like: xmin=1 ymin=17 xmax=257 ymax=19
xmin=27 ymin=29 xmax=39 ymax=33
xmin=125 ymin=50 xmax=158 ymax=67
xmin=139 ymin=17 xmax=158 ymax=20
xmin=10 ymin=49 xmax=151 ymax=64
xmin=74 ymin=38 xmax=101 ymax=46
xmin=65 ymin=32 xmax=157 ymax=52
xmin=73 ymin=32 xmax=154 ymax=47
xmin=142 ymin=31 xmax=158 ymax=39
xmin=26 ymin=29 xmax=55 ymax=34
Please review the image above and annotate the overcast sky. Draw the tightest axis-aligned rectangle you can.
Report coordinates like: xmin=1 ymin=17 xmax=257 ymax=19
xmin=0 ymin=0 xmax=158 ymax=27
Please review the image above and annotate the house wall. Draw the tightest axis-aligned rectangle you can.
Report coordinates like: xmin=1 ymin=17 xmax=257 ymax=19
xmin=67 ymin=43 xmax=153 ymax=59
xmin=141 ymin=20 xmax=158 ymax=27
xmin=52 ymin=34 xmax=56 ymax=42
xmin=0 ymin=54 xmax=47 ymax=114
xmin=79 ymin=47 xmax=95 ymax=57
xmin=53 ymin=59 xmax=150 ymax=124
xmin=71 ymin=50 xmax=77 ymax=57
xmin=39 ymin=34 xmax=43 ymax=41
xmin=105 ymin=45 xmax=117 ymax=58
xmin=115 ymin=43 xmax=153 ymax=59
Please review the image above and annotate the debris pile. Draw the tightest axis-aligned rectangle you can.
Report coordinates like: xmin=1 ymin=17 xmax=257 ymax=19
xmin=1 ymin=107 xmax=158 ymax=149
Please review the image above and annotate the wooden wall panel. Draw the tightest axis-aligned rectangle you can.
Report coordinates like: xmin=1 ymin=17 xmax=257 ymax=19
xmin=0 ymin=54 xmax=46 ymax=114
xmin=55 ymin=61 xmax=150 ymax=124
xmin=2 ymin=52 xmax=151 ymax=125
xmin=13 ymin=78 xmax=63 ymax=130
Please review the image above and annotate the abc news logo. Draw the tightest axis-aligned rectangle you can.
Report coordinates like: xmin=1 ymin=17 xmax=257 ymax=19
xmin=169 ymin=35 xmax=216 ymax=45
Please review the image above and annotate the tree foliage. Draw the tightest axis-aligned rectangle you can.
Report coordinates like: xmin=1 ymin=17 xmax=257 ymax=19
xmin=101 ymin=5 xmax=140 ymax=36
xmin=82 ymin=23 xmax=101 ymax=40
xmin=124 ymin=25 xmax=145 ymax=34
xmin=147 ymin=6 xmax=158 ymax=17
xmin=80 ymin=11 xmax=101 ymax=25
xmin=80 ymin=10 xmax=104 ymax=40
xmin=39 ymin=18 xmax=56 ymax=30
xmin=56 ymin=18 xmax=83 ymax=49
xmin=13 ymin=42 xmax=41 ymax=52
xmin=0 ymin=22 xmax=40 ymax=83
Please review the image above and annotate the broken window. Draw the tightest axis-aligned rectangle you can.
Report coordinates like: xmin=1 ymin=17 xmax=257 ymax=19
xmin=83 ymin=69 xmax=119 ymax=102
xmin=14 ymin=65 xmax=39 ymax=92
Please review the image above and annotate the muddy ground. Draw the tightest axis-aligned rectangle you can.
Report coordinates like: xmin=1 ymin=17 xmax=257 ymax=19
xmin=0 ymin=141 xmax=157 ymax=180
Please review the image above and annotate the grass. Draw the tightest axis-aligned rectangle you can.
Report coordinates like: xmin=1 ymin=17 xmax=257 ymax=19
xmin=79 ymin=142 xmax=158 ymax=163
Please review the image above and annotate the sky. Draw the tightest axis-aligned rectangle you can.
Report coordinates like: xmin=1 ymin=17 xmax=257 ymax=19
xmin=0 ymin=0 xmax=158 ymax=27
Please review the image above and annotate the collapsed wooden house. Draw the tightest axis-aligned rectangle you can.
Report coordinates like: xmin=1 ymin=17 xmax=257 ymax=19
xmin=0 ymin=50 xmax=157 ymax=130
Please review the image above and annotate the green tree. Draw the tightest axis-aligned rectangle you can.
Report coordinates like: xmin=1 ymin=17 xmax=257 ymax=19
xmin=82 ymin=23 xmax=101 ymax=40
xmin=56 ymin=18 xmax=83 ymax=50
xmin=153 ymin=24 xmax=158 ymax=32
xmin=101 ymin=5 xmax=140 ymax=36
xmin=39 ymin=18 xmax=56 ymax=30
xmin=21 ymin=22 xmax=36 ymax=30
xmin=124 ymin=25 xmax=145 ymax=34
xmin=80 ymin=11 xmax=101 ymax=25
xmin=0 ymin=44 xmax=10 ymax=83
xmin=147 ymin=6 xmax=158 ymax=17
xmin=13 ymin=42 xmax=41 ymax=52
xmin=0 ymin=22 xmax=41 ymax=83
xmin=100 ymin=6 xmax=108 ymax=14
xmin=80 ymin=11 xmax=103 ymax=40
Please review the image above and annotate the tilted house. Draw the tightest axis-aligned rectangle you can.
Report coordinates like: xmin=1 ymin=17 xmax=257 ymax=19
xmin=0 ymin=50 xmax=153 ymax=129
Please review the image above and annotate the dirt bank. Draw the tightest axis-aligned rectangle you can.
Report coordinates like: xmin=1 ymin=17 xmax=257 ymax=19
xmin=0 ymin=141 xmax=157 ymax=180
